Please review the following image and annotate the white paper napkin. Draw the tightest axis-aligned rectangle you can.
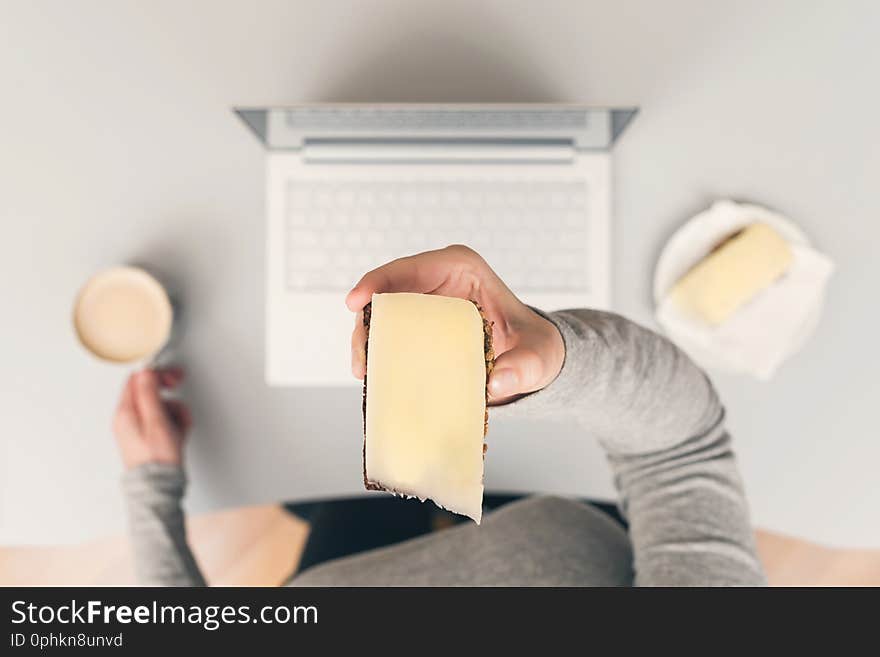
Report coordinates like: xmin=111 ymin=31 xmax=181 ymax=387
xmin=657 ymin=244 xmax=834 ymax=380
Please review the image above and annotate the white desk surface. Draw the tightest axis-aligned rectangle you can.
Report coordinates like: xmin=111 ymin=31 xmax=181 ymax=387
xmin=2 ymin=0 xmax=879 ymax=547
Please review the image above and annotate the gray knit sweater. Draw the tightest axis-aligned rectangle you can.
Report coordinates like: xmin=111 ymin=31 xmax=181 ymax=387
xmin=123 ymin=309 xmax=766 ymax=586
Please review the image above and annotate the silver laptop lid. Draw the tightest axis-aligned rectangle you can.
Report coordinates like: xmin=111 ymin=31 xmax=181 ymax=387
xmin=234 ymin=104 xmax=637 ymax=151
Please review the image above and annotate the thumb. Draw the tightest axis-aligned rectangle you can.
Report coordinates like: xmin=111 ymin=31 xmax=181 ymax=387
xmin=488 ymin=347 xmax=544 ymax=401
xmin=134 ymin=369 xmax=171 ymax=431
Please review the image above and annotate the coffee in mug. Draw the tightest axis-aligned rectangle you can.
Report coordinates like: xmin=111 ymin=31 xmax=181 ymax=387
xmin=73 ymin=266 xmax=173 ymax=364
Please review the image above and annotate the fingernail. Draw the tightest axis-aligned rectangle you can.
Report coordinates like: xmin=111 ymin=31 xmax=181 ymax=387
xmin=489 ymin=369 xmax=518 ymax=397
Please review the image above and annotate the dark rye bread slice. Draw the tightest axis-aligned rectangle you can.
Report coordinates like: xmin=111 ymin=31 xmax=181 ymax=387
xmin=361 ymin=299 xmax=495 ymax=492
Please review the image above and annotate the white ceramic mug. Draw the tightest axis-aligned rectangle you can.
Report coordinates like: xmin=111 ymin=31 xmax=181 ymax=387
xmin=72 ymin=266 xmax=174 ymax=365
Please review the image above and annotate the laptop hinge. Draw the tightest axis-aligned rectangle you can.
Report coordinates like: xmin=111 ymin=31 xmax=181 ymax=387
xmin=301 ymin=139 xmax=576 ymax=163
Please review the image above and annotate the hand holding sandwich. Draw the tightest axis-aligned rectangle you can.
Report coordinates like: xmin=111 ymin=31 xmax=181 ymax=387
xmin=346 ymin=245 xmax=565 ymax=404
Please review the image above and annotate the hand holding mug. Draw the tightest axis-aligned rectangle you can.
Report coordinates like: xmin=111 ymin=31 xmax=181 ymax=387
xmin=113 ymin=368 xmax=191 ymax=469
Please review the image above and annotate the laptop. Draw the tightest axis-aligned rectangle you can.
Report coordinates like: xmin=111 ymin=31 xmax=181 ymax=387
xmin=235 ymin=105 xmax=637 ymax=385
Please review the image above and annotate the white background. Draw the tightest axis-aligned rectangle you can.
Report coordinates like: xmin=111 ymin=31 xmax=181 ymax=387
xmin=1 ymin=0 xmax=878 ymax=546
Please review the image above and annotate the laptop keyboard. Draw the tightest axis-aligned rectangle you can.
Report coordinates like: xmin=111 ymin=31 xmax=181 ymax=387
xmin=284 ymin=179 xmax=591 ymax=293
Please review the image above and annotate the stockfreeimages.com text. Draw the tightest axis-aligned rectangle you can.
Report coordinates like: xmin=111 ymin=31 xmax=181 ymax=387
xmin=11 ymin=599 xmax=317 ymax=631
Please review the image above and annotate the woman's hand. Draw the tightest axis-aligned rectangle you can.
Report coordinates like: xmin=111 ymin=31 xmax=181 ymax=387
xmin=346 ymin=245 xmax=565 ymax=404
xmin=112 ymin=367 xmax=192 ymax=469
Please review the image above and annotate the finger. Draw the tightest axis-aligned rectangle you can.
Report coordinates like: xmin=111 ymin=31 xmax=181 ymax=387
xmin=488 ymin=347 xmax=545 ymax=401
xmin=114 ymin=374 xmax=140 ymax=435
xmin=164 ymin=399 xmax=192 ymax=434
xmin=133 ymin=369 xmax=170 ymax=430
xmin=156 ymin=367 xmax=185 ymax=389
xmin=117 ymin=373 xmax=137 ymax=417
xmin=345 ymin=246 xmax=467 ymax=312
xmin=351 ymin=310 xmax=367 ymax=379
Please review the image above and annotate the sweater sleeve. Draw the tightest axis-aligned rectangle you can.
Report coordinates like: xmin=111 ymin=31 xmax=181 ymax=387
xmin=492 ymin=308 xmax=766 ymax=586
xmin=122 ymin=462 xmax=207 ymax=586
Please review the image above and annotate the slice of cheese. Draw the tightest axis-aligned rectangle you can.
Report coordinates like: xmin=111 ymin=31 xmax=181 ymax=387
xmin=669 ymin=223 xmax=794 ymax=326
xmin=364 ymin=293 xmax=488 ymax=523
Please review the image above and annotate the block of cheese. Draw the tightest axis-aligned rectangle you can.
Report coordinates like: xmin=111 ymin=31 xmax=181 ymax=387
xmin=363 ymin=292 xmax=492 ymax=523
xmin=669 ymin=223 xmax=794 ymax=326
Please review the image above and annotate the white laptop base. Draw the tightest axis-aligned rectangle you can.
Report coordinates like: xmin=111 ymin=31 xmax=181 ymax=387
xmin=266 ymin=151 xmax=610 ymax=386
